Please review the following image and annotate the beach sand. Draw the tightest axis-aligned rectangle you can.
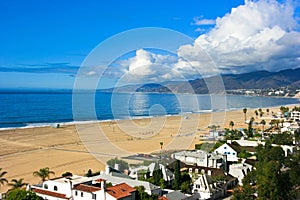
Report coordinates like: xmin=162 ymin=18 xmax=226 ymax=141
xmin=0 ymin=105 xmax=297 ymax=192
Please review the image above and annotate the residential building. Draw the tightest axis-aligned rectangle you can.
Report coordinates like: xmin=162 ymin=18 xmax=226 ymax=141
xmin=229 ymin=139 xmax=296 ymax=157
xmin=214 ymin=143 xmax=239 ymax=162
xmin=96 ymin=166 xmax=162 ymax=196
xmin=214 ymin=141 xmax=258 ymax=162
xmin=291 ymin=111 xmax=300 ymax=122
xmin=228 ymin=163 xmax=253 ymax=185
xmin=192 ymin=174 xmax=225 ymax=200
xmin=129 ymin=163 xmax=174 ymax=182
xmin=167 ymin=161 xmax=237 ymax=199
xmin=172 ymin=150 xmax=224 ymax=168
xmin=162 ymin=190 xmax=199 ymax=200
xmin=31 ymin=175 xmax=136 ymax=200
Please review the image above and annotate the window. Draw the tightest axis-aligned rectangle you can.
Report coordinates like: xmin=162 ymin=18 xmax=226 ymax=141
xmin=227 ymin=152 xmax=231 ymax=154
xmin=233 ymin=153 xmax=236 ymax=155
xmin=224 ymin=146 xmax=227 ymax=149
xmin=44 ymin=184 xmax=48 ymax=189
xmin=54 ymin=186 xmax=58 ymax=191
xmin=81 ymin=192 xmax=83 ymax=197
xmin=75 ymin=191 xmax=78 ymax=196
xmin=92 ymin=193 xmax=96 ymax=199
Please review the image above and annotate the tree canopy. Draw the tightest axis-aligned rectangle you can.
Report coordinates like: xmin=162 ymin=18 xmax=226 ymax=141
xmin=6 ymin=189 xmax=42 ymax=200
xmin=233 ymin=143 xmax=300 ymax=199
xmin=106 ymin=157 xmax=129 ymax=172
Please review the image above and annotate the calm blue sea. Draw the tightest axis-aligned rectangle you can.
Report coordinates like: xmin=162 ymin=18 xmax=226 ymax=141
xmin=0 ymin=91 xmax=299 ymax=129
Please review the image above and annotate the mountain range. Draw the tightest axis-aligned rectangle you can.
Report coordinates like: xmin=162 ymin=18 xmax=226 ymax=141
xmin=101 ymin=68 xmax=300 ymax=94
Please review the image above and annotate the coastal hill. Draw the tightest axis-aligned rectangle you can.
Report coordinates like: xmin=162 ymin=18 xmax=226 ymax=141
xmin=101 ymin=68 xmax=300 ymax=94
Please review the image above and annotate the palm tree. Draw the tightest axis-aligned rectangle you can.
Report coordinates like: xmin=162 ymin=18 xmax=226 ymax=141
xmin=8 ymin=178 xmax=27 ymax=189
xmin=260 ymin=120 xmax=266 ymax=136
xmin=229 ymin=121 xmax=235 ymax=130
xmin=243 ymin=108 xmax=247 ymax=122
xmin=33 ymin=167 xmax=55 ymax=182
xmin=258 ymin=108 xmax=262 ymax=113
xmin=160 ymin=142 xmax=163 ymax=150
xmin=255 ymin=110 xmax=259 ymax=118
xmin=259 ymin=111 xmax=264 ymax=118
xmin=208 ymin=125 xmax=220 ymax=131
xmin=0 ymin=168 xmax=8 ymax=191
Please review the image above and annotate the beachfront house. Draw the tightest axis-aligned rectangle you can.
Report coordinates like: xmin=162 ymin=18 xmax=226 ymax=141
xmin=172 ymin=150 xmax=224 ymax=169
xmin=31 ymin=175 xmax=136 ymax=200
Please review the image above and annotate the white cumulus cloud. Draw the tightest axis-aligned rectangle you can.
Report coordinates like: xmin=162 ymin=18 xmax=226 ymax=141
xmin=182 ymin=0 xmax=300 ymax=73
xmin=193 ymin=16 xmax=216 ymax=25
xmin=116 ymin=0 xmax=300 ymax=83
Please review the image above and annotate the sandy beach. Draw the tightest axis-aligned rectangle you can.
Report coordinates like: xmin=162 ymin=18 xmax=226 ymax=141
xmin=0 ymin=105 xmax=298 ymax=192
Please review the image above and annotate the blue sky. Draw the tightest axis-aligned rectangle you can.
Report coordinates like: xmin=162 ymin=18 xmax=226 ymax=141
xmin=0 ymin=0 xmax=299 ymax=89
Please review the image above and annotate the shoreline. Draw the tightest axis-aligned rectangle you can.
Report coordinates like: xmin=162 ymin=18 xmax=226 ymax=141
xmin=0 ymin=103 xmax=299 ymax=193
xmin=1 ymin=101 xmax=299 ymax=131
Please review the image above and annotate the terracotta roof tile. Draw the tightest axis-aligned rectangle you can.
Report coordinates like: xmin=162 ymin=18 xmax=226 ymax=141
xmin=32 ymin=188 xmax=69 ymax=199
xmin=93 ymin=178 xmax=106 ymax=183
xmin=73 ymin=184 xmax=101 ymax=192
xmin=106 ymin=183 xmax=136 ymax=199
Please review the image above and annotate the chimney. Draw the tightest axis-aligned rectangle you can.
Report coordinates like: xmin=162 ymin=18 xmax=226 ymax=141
xmin=100 ymin=181 xmax=106 ymax=200
xmin=101 ymin=180 xmax=106 ymax=190
xmin=105 ymin=165 xmax=110 ymax=175
xmin=207 ymin=170 xmax=211 ymax=176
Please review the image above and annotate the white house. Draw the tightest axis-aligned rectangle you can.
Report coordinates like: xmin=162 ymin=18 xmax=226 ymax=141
xmin=291 ymin=111 xmax=300 ymax=121
xmin=129 ymin=163 xmax=174 ymax=182
xmin=32 ymin=175 xmax=90 ymax=200
xmin=96 ymin=167 xmax=162 ymax=196
xmin=228 ymin=163 xmax=253 ymax=185
xmin=172 ymin=150 xmax=224 ymax=168
xmin=214 ymin=143 xmax=239 ymax=162
xmin=31 ymin=175 xmax=136 ymax=200
xmin=192 ymin=174 xmax=225 ymax=200
xmin=229 ymin=139 xmax=296 ymax=157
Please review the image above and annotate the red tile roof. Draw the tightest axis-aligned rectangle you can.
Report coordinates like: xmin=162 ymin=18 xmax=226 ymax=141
xmin=106 ymin=183 xmax=136 ymax=199
xmin=93 ymin=178 xmax=106 ymax=183
xmin=32 ymin=188 xmax=69 ymax=199
xmin=73 ymin=184 xmax=102 ymax=192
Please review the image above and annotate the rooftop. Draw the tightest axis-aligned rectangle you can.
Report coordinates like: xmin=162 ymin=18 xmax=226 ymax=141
xmin=106 ymin=183 xmax=136 ymax=199
xmin=32 ymin=188 xmax=69 ymax=199
xmin=73 ymin=183 xmax=102 ymax=193
xmin=48 ymin=175 xmax=91 ymax=185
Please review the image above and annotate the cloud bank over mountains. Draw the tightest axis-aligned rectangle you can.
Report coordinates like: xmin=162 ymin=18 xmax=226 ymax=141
xmin=122 ymin=0 xmax=300 ymax=83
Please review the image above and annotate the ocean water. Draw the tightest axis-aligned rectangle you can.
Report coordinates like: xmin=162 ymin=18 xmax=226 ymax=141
xmin=0 ymin=91 xmax=299 ymax=129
